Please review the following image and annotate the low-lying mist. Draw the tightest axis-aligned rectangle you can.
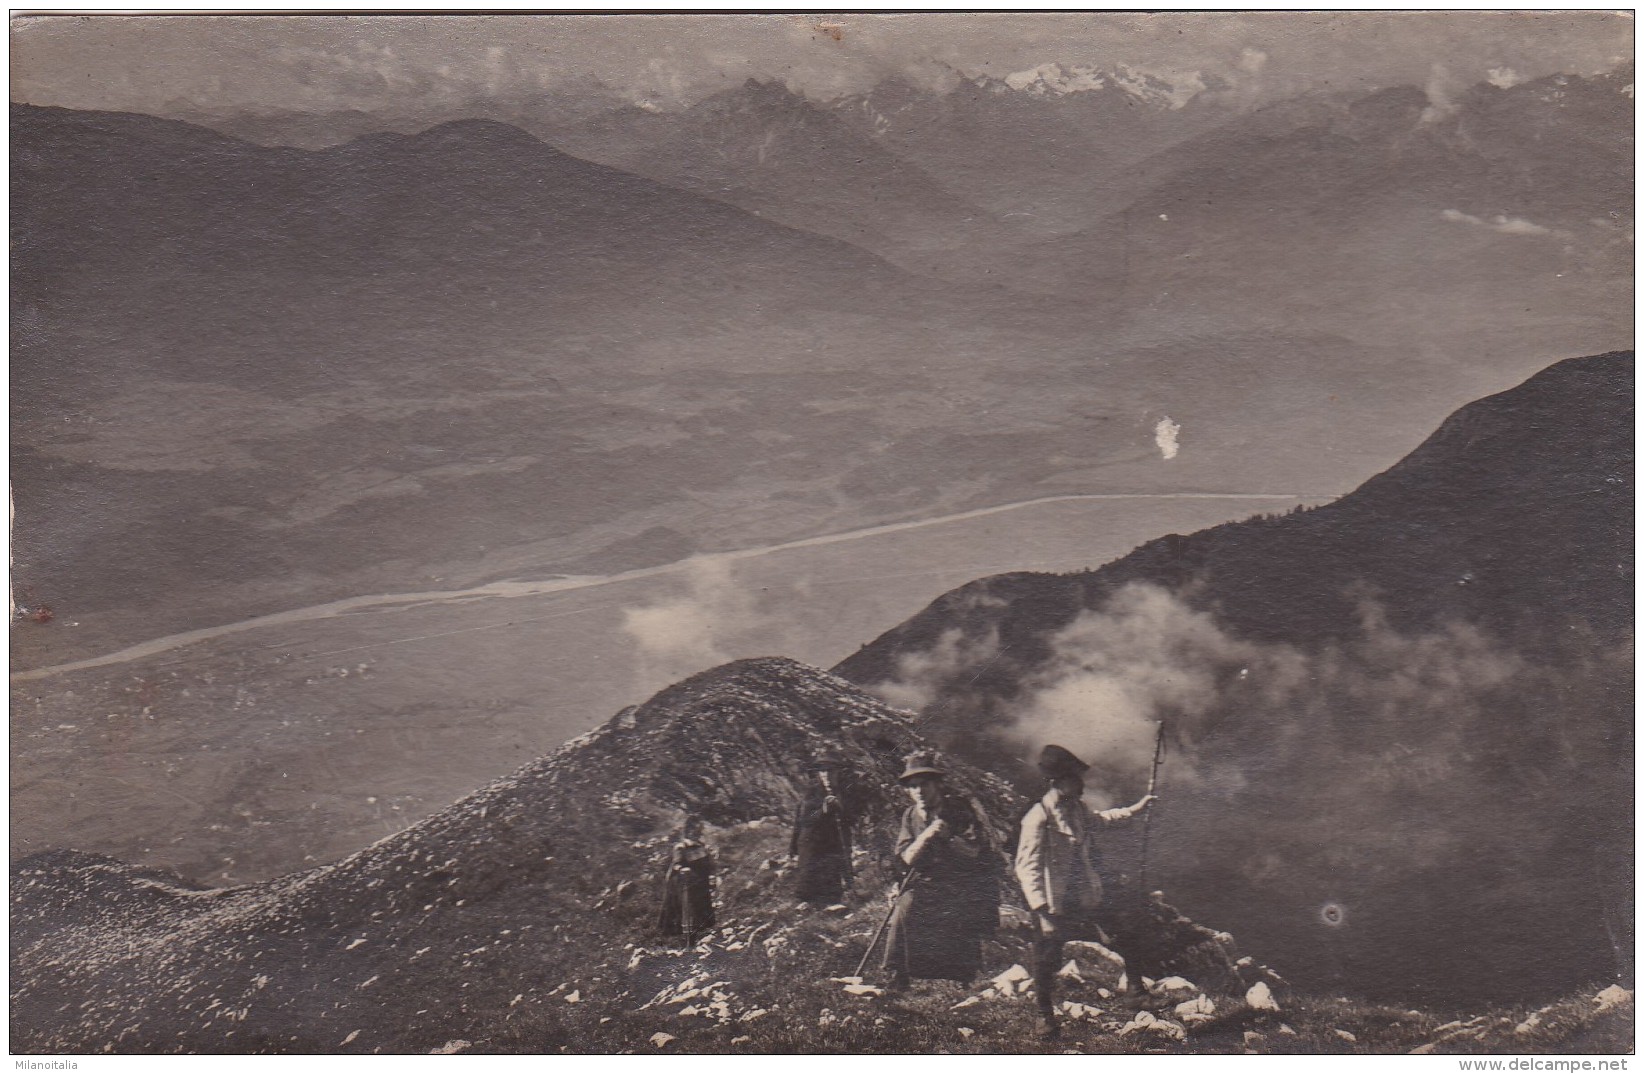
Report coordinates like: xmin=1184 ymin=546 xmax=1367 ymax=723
xmin=869 ymin=581 xmax=1630 ymax=1003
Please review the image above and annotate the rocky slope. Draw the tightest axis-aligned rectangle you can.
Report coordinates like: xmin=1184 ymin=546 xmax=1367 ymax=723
xmin=10 ymin=658 xmax=1019 ymax=1053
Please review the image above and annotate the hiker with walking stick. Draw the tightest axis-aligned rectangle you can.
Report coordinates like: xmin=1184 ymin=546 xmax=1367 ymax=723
xmin=1014 ymin=743 xmax=1157 ymax=1039
xmin=876 ymin=751 xmax=991 ymax=992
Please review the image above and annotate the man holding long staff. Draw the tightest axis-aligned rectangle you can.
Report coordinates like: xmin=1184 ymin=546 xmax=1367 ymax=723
xmin=1014 ymin=740 xmax=1158 ymax=1038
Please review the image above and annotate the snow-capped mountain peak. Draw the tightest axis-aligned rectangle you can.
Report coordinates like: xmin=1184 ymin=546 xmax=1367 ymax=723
xmin=996 ymin=60 xmax=1209 ymax=109
xmin=1002 ymin=61 xmax=1107 ymax=96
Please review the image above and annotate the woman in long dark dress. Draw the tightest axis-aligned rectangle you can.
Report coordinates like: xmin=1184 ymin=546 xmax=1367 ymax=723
xmin=658 ymin=821 xmax=715 ymax=948
xmin=790 ymin=756 xmax=854 ymax=904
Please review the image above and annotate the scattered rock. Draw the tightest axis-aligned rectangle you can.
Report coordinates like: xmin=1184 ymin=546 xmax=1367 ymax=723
xmin=564 ymin=990 xmax=581 ymax=1004
xmin=1594 ymin=985 xmax=1633 ymax=1012
xmin=1062 ymin=940 xmax=1127 ymax=989
xmin=1514 ymin=1011 xmax=1545 ymax=1035
xmin=957 ymin=1027 xmax=975 ymax=1040
xmin=1175 ymin=994 xmax=1216 ymax=1024
xmin=991 ymin=964 xmax=1032 ymax=992
xmin=1335 ymin=1029 xmax=1357 ymax=1043
xmin=1119 ymin=1011 xmax=1186 ymax=1042
xmin=340 ymin=1030 xmax=361 ymax=1046
xmin=951 ymin=996 xmax=982 ymax=1010
xmin=429 ymin=1040 xmax=471 ymax=1055
xmin=1245 ymin=981 xmax=1280 ymax=1012
xmin=649 ymin=1033 xmax=676 ymax=1048
xmin=1151 ymin=975 xmax=1199 ymax=998
xmin=730 ymin=1036 xmax=752 ymax=1045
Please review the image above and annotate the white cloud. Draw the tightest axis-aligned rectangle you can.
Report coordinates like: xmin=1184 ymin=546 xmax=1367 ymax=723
xmin=1420 ymin=63 xmax=1465 ymax=122
xmin=1154 ymin=417 xmax=1182 ymax=460
xmin=621 ymin=557 xmax=765 ymax=682
xmin=871 ymin=625 xmax=1002 ymax=713
xmin=1440 ymin=209 xmax=1554 ymax=236
xmin=1238 ymin=48 xmax=1268 ymax=75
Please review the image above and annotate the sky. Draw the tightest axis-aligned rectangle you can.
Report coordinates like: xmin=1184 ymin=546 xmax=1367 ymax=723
xmin=10 ymin=11 xmax=1633 ymax=117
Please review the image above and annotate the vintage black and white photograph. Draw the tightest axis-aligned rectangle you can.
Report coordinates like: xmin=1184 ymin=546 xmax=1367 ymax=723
xmin=8 ymin=9 xmax=1634 ymax=1056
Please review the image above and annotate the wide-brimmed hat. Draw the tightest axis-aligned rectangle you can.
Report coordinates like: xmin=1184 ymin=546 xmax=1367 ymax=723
xmin=898 ymin=750 xmax=946 ymax=784
xmin=1037 ymin=744 xmax=1090 ymax=780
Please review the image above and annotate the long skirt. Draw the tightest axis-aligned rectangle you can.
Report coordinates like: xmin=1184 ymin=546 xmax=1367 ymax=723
xmin=794 ymin=846 xmax=848 ymax=904
xmin=659 ymin=871 xmax=714 ymax=945
xmin=880 ymin=884 xmax=982 ymax=984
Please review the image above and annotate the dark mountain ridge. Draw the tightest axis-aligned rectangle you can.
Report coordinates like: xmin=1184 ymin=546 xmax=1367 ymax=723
xmin=12 ymin=103 xmax=930 ymax=308
xmin=835 ymin=351 xmax=1634 ymax=1005
xmin=837 ymin=351 xmax=1632 ymax=677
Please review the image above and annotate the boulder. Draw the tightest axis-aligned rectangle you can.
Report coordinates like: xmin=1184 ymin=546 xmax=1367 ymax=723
xmin=1062 ymin=940 xmax=1127 ymax=990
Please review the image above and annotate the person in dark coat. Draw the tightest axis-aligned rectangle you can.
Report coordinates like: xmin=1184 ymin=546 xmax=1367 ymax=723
xmin=790 ymin=753 xmax=854 ymax=905
xmin=658 ymin=819 xmax=715 ymax=949
xmin=1015 ymin=743 xmax=1155 ymax=1038
xmin=880 ymin=751 xmax=995 ymax=990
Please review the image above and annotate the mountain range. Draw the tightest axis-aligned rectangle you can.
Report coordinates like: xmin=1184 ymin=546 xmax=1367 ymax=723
xmin=13 ymin=61 xmax=1631 ymax=666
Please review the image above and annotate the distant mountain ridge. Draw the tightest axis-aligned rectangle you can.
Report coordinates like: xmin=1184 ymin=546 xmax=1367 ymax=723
xmin=12 ymin=101 xmax=1042 ymax=659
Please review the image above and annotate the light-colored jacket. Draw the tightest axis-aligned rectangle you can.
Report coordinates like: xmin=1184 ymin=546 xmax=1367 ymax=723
xmin=1014 ymin=790 xmax=1147 ymax=915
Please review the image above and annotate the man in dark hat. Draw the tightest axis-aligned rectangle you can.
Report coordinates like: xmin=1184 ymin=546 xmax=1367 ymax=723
xmin=789 ymin=752 xmax=855 ymax=905
xmin=880 ymin=751 xmax=995 ymax=991
xmin=1015 ymin=743 xmax=1156 ymax=1037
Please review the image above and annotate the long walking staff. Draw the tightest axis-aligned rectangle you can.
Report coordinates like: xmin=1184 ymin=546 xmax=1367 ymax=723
xmin=853 ymin=860 xmax=920 ymax=978
xmin=1137 ymin=722 xmax=1167 ymax=895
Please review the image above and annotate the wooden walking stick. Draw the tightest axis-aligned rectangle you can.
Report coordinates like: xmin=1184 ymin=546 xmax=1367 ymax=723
xmin=1137 ymin=722 xmax=1166 ymax=895
xmin=854 ymin=860 xmax=919 ymax=978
